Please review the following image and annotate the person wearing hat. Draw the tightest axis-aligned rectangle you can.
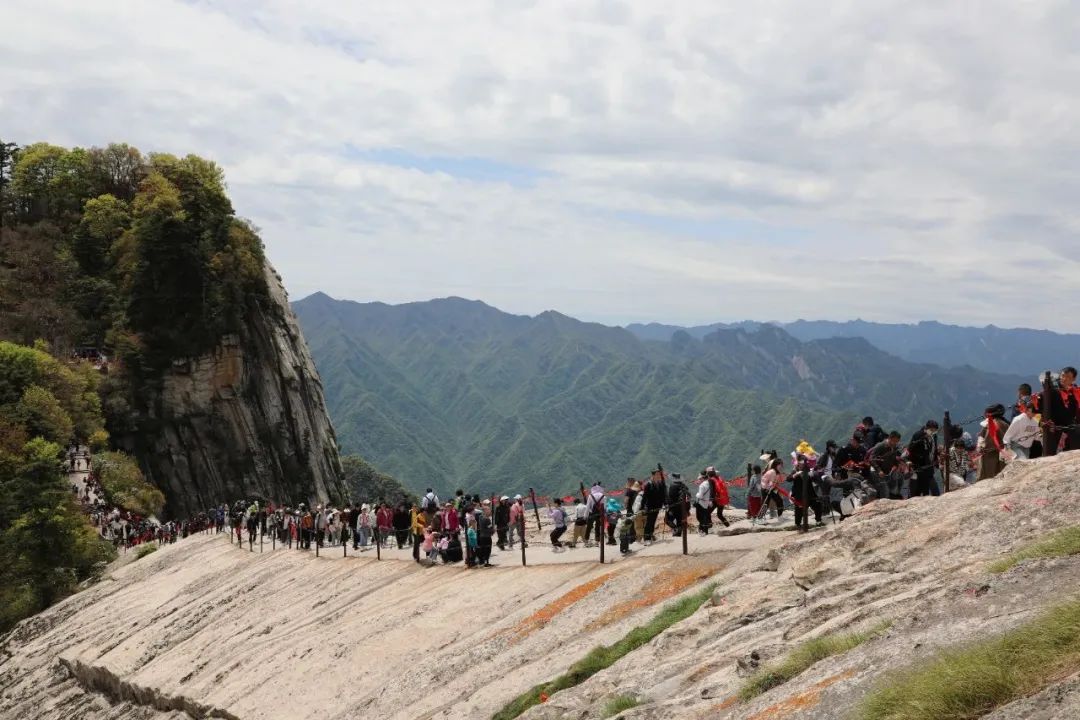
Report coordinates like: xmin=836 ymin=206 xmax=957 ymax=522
xmin=508 ymin=495 xmax=524 ymax=549
xmin=907 ymin=420 xmax=940 ymax=497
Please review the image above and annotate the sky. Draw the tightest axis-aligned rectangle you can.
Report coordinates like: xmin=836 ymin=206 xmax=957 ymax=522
xmin=3 ymin=1 xmax=1080 ymax=331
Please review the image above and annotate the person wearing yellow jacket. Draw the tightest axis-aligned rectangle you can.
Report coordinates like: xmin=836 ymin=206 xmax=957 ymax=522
xmin=410 ymin=503 xmax=427 ymax=563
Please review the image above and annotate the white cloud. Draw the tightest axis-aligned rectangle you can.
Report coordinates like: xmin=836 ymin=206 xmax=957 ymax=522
xmin=3 ymin=0 xmax=1080 ymax=330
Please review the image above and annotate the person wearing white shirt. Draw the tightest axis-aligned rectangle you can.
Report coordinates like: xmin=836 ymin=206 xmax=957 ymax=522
xmin=1002 ymin=401 xmax=1040 ymax=459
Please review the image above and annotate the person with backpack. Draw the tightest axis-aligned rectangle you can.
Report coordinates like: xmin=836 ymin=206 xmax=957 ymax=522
xmin=707 ymin=467 xmax=730 ymax=528
xmin=422 ymin=488 xmax=440 ymax=513
xmin=664 ymin=474 xmax=690 ymax=536
xmin=907 ymin=420 xmax=940 ymax=497
xmin=694 ymin=471 xmax=714 ymax=535
xmin=584 ymin=482 xmax=605 ymax=547
xmin=859 ymin=417 xmax=887 ymax=449
xmin=642 ymin=467 xmax=666 ymax=542
xmin=570 ymin=498 xmax=588 ymax=548
xmin=549 ymin=498 xmax=567 ymax=549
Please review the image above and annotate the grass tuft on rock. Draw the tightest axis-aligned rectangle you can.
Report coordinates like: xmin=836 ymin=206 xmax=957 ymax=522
xmin=491 ymin=583 xmax=716 ymax=720
xmin=134 ymin=544 xmax=158 ymax=560
xmin=859 ymin=597 xmax=1080 ymax=720
xmin=988 ymin=525 xmax=1080 ymax=573
xmin=601 ymin=694 xmax=640 ymax=718
xmin=739 ymin=621 xmax=892 ymax=701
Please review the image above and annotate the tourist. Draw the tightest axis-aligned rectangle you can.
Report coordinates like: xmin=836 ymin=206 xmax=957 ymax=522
xmin=978 ymin=404 xmax=1010 ymax=481
xmin=393 ymin=502 xmax=410 ymax=549
xmin=508 ymin=495 xmax=524 ymax=548
xmin=495 ymin=496 xmax=510 ymax=551
xmin=788 ymin=455 xmax=820 ymax=532
xmin=694 ymin=470 xmax=713 ymax=535
xmin=761 ymin=458 xmax=786 ymax=520
xmin=747 ymin=465 xmax=763 ymax=520
xmin=549 ymin=498 xmax=567 ymax=549
xmin=410 ymin=502 xmax=425 ymax=562
xmin=642 ymin=468 xmax=666 ymax=542
xmin=1002 ymin=397 xmax=1040 ymax=460
xmin=708 ymin=467 xmax=730 ymax=528
xmin=584 ymin=482 xmax=605 ymax=547
xmin=907 ymin=421 xmax=940 ymax=497
xmin=570 ymin=497 xmax=588 ymax=548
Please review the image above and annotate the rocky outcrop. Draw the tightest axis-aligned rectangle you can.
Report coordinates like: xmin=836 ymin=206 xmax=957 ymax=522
xmin=121 ymin=264 xmax=346 ymax=518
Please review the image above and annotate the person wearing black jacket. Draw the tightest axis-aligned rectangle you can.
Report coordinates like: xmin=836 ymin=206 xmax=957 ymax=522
xmin=642 ymin=468 xmax=666 ymax=542
xmin=788 ymin=455 xmax=820 ymax=532
xmin=835 ymin=435 xmax=867 ymax=477
xmin=860 ymin=417 xmax=887 ymax=449
xmin=1042 ymin=368 xmax=1080 ymax=456
xmin=907 ymin=420 xmax=940 ymax=497
xmin=392 ymin=502 xmax=410 ymax=549
xmin=494 ymin=497 xmax=510 ymax=550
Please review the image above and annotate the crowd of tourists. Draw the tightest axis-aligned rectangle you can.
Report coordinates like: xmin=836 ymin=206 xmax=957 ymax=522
xmin=68 ymin=367 xmax=1080 ymax=564
xmin=67 ymin=446 xmax=204 ymax=548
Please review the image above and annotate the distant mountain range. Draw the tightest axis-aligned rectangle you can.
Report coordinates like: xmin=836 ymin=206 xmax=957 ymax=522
xmin=294 ymin=293 xmax=1024 ymax=497
xmin=625 ymin=320 xmax=1080 ymax=377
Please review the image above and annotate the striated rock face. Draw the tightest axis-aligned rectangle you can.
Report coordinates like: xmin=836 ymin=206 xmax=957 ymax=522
xmin=122 ymin=264 xmax=346 ymax=518
xmin=2 ymin=455 xmax=1078 ymax=720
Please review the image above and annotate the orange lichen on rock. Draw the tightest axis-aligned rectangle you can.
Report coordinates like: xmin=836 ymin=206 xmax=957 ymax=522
xmin=586 ymin=563 xmax=725 ymax=630
xmin=510 ymin=571 xmax=619 ymax=643
xmin=746 ymin=669 xmax=856 ymax=720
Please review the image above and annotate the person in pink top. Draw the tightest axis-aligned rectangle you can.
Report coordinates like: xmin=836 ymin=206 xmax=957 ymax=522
xmin=761 ymin=458 xmax=787 ymax=521
xmin=508 ymin=495 xmax=527 ymax=548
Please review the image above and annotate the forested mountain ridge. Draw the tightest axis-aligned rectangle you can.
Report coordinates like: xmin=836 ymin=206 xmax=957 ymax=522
xmin=626 ymin=318 xmax=1080 ymax=376
xmin=0 ymin=140 xmax=349 ymax=630
xmin=295 ymin=294 xmax=1023 ymax=497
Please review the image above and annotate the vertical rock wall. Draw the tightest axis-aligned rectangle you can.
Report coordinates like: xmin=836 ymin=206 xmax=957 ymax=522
xmin=126 ymin=264 xmax=345 ymax=518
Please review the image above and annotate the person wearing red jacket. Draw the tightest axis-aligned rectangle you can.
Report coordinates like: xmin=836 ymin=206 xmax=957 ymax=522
xmin=707 ymin=468 xmax=730 ymax=528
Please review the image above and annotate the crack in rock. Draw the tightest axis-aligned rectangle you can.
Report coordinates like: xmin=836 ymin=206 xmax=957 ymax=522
xmin=59 ymin=657 xmax=242 ymax=720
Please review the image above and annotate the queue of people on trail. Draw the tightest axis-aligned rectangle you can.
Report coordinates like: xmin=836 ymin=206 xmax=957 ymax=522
xmin=74 ymin=367 xmax=1080 ymax=564
xmin=67 ymin=445 xmax=205 ymax=549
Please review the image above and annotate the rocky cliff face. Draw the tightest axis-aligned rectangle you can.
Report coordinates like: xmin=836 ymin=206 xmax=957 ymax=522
xmin=122 ymin=264 xmax=346 ymax=518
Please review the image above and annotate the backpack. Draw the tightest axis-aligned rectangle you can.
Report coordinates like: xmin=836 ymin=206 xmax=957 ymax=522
xmin=422 ymin=494 xmax=436 ymax=512
xmin=666 ymin=481 xmax=687 ymax=506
